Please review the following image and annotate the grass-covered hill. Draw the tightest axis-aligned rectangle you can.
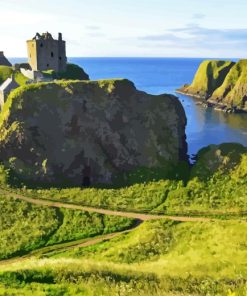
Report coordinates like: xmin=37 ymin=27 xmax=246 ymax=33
xmin=178 ymin=59 xmax=247 ymax=112
xmin=177 ymin=60 xmax=235 ymax=99
xmin=0 ymin=142 xmax=247 ymax=295
xmin=0 ymin=220 xmax=246 ymax=295
xmin=210 ymin=59 xmax=247 ymax=111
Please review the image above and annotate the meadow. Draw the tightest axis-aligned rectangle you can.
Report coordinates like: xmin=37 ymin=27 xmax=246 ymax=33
xmin=0 ymin=143 xmax=247 ymax=295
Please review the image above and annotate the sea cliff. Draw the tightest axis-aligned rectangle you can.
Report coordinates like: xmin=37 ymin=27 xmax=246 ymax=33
xmin=177 ymin=59 xmax=247 ymax=113
xmin=0 ymin=79 xmax=187 ymax=185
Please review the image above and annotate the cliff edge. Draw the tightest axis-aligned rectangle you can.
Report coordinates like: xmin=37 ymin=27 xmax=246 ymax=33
xmin=177 ymin=59 xmax=247 ymax=113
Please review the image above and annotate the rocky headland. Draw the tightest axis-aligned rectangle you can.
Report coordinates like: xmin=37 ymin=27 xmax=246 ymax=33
xmin=177 ymin=59 xmax=247 ymax=113
xmin=0 ymin=79 xmax=187 ymax=185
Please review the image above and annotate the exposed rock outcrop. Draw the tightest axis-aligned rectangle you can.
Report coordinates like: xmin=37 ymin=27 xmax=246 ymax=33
xmin=0 ymin=79 xmax=187 ymax=185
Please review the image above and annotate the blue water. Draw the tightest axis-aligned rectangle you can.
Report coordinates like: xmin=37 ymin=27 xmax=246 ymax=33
xmin=10 ymin=57 xmax=247 ymax=156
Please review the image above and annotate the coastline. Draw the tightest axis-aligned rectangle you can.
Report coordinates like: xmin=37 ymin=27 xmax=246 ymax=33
xmin=176 ymin=89 xmax=246 ymax=114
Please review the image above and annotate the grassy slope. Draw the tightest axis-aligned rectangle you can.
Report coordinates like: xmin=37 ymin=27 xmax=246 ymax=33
xmin=0 ymin=193 xmax=134 ymax=260
xmin=179 ymin=60 xmax=234 ymax=98
xmin=42 ymin=63 xmax=89 ymax=80
xmin=0 ymin=143 xmax=247 ymax=294
xmin=21 ymin=143 xmax=247 ymax=214
xmin=1 ymin=220 xmax=246 ymax=295
xmin=211 ymin=59 xmax=247 ymax=110
xmin=0 ymin=66 xmax=28 ymax=86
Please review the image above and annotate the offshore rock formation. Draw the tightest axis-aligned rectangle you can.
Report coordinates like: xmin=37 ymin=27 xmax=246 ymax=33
xmin=0 ymin=79 xmax=187 ymax=185
xmin=177 ymin=60 xmax=247 ymax=112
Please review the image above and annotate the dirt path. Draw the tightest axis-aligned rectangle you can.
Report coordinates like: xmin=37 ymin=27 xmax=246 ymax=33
xmin=0 ymin=225 xmax=139 ymax=267
xmin=0 ymin=188 xmax=242 ymax=267
xmin=1 ymin=189 xmax=212 ymax=222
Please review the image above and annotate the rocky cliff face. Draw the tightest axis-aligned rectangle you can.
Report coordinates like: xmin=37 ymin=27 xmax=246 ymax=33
xmin=0 ymin=79 xmax=187 ymax=185
xmin=178 ymin=59 xmax=247 ymax=112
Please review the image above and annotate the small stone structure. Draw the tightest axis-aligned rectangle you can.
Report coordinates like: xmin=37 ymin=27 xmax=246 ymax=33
xmin=27 ymin=32 xmax=67 ymax=72
xmin=20 ymin=68 xmax=46 ymax=81
xmin=0 ymin=75 xmax=19 ymax=109
xmin=0 ymin=51 xmax=12 ymax=67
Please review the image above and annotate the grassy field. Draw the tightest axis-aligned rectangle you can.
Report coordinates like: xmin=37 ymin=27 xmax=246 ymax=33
xmin=0 ymin=143 xmax=247 ymax=295
xmin=0 ymin=220 xmax=246 ymax=295
xmin=0 ymin=193 xmax=134 ymax=260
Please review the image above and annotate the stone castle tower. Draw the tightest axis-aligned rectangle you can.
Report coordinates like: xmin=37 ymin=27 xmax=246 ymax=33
xmin=27 ymin=32 xmax=67 ymax=72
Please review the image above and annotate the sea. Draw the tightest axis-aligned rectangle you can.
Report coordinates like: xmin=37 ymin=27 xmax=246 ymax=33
xmin=10 ymin=57 xmax=247 ymax=157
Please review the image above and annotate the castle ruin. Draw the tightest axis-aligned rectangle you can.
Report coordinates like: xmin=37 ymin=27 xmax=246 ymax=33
xmin=27 ymin=32 xmax=67 ymax=72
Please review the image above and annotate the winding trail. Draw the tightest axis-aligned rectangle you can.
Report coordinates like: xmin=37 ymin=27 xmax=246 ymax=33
xmin=0 ymin=188 xmax=217 ymax=266
xmin=1 ymin=189 xmax=212 ymax=222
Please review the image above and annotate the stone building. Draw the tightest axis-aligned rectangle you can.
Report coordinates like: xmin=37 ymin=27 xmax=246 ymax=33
xmin=27 ymin=32 xmax=67 ymax=72
xmin=0 ymin=75 xmax=19 ymax=109
xmin=0 ymin=51 xmax=12 ymax=66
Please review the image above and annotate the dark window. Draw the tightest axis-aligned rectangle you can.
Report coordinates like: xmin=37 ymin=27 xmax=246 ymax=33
xmin=40 ymin=43 xmax=43 ymax=48
xmin=59 ymin=56 xmax=62 ymax=60
xmin=47 ymin=64 xmax=49 ymax=67
xmin=51 ymin=52 xmax=54 ymax=57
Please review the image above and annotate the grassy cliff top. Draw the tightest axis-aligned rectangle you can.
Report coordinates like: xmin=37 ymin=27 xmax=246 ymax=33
xmin=187 ymin=60 xmax=235 ymax=97
xmin=42 ymin=63 xmax=89 ymax=81
xmin=211 ymin=59 xmax=247 ymax=109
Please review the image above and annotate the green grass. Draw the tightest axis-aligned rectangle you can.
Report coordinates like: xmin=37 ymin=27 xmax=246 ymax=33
xmin=42 ymin=63 xmax=89 ymax=80
xmin=1 ymin=220 xmax=247 ymax=295
xmin=0 ymin=143 xmax=247 ymax=294
xmin=0 ymin=65 xmax=28 ymax=86
xmin=0 ymin=193 xmax=134 ymax=260
xmin=211 ymin=59 xmax=247 ymax=110
xmin=179 ymin=60 xmax=234 ymax=98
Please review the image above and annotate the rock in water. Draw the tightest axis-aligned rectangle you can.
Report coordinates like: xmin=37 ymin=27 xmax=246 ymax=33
xmin=0 ymin=79 xmax=187 ymax=185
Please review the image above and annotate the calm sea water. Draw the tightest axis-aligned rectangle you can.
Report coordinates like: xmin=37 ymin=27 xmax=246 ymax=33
xmin=10 ymin=57 xmax=247 ymax=156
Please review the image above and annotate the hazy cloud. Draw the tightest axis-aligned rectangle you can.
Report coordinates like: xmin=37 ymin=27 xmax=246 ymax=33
xmin=192 ymin=13 xmax=206 ymax=19
xmin=85 ymin=26 xmax=101 ymax=31
xmin=139 ymin=24 xmax=247 ymax=49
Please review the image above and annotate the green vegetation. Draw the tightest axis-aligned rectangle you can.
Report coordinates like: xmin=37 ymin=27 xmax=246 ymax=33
xmin=0 ymin=65 xmax=28 ymax=86
xmin=42 ymin=63 xmax=89 ymax=80
xmin=211 ymin=59 xmax=247 ymax=111
xmin=0 ymin=220 xmax=246 ymax=295
xmin=0 ymin=66 xmax=12 ymax=84
xmin=0 ymin=193 xmax=134 ymax=260
xmin=178 ymin=59 xmax=247 ymax=111
xmin=15 ymin=143 xmax=246 ymax=215
xmin=0 ymin=142 xmax=247 ymax=295
xmin=178 ymin=60 xmax=234 ymax=98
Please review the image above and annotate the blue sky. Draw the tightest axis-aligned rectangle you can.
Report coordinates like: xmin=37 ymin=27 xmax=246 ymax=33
xmin=1 ymin=0 xmax=247 ymax=58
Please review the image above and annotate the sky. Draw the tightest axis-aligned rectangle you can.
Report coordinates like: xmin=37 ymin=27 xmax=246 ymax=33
xmin=1 ymin=0 xmax=247 ymax=58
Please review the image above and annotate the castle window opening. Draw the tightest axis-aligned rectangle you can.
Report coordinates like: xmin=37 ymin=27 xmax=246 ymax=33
xmin=40 ymin=43 xmax=43 ymax=48
xmin=51 ymin=52 xmax=54 ymax=58
xmin=47 ymin=64 xmax=49 ymax=67
xmin=59 ymin=56 xmax=62 ymax=60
